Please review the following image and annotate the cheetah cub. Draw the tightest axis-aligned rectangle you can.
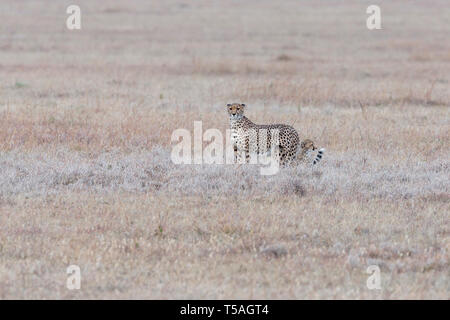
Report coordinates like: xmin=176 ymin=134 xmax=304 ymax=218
xmin=227 ymin=103 xmax=324 ymax=166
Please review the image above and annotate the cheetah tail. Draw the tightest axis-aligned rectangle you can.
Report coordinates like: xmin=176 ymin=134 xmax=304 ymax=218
xmin=313 ymin=148 xmax=325 ymax=165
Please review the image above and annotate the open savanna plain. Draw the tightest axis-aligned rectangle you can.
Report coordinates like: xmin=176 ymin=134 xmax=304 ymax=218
xmin=0 ymin=0 xmax=448 ymax=299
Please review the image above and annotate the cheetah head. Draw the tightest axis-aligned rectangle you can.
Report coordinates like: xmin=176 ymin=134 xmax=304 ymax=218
xmin=301 ymin=139 xmax=317 ymax=151
xmin=227 ymin=103 xmax=245 ymax=120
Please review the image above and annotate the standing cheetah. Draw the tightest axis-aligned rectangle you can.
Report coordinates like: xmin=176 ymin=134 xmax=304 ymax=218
xmin=227 ymin=103 xmax=324 ymax=166
xmin=298 ymin=139 xmax=325 ymax=165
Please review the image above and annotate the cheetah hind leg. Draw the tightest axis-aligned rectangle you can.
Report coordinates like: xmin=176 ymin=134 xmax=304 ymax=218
xmin=277 ymin=146 xmax=289 ymax=167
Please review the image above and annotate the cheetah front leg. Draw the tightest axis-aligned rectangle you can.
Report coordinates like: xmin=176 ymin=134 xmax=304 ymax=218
xmin=235 ymin=137 xmax=250 ymax=165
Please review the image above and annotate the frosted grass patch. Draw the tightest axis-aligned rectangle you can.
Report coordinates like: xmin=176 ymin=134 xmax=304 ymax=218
xmin=0 ymin=147 xmax=447 ymax=200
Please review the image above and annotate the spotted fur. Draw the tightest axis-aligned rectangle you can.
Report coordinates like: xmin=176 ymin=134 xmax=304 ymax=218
xmin=227 ymin=103 xmax=325 ymax=166
xmin=227 ymin=103 xmax=301 ymax=166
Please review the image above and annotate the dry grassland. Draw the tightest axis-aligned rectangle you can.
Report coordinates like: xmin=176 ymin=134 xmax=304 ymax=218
xmin=0 ymin=0 xmax=448 ymax=299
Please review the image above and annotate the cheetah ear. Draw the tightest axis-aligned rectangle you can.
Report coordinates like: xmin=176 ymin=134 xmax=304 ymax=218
xmin=227 ymin=103 xmax=231 ymax=107
xmin=241 ymin=104 xmax=246 ymax=107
